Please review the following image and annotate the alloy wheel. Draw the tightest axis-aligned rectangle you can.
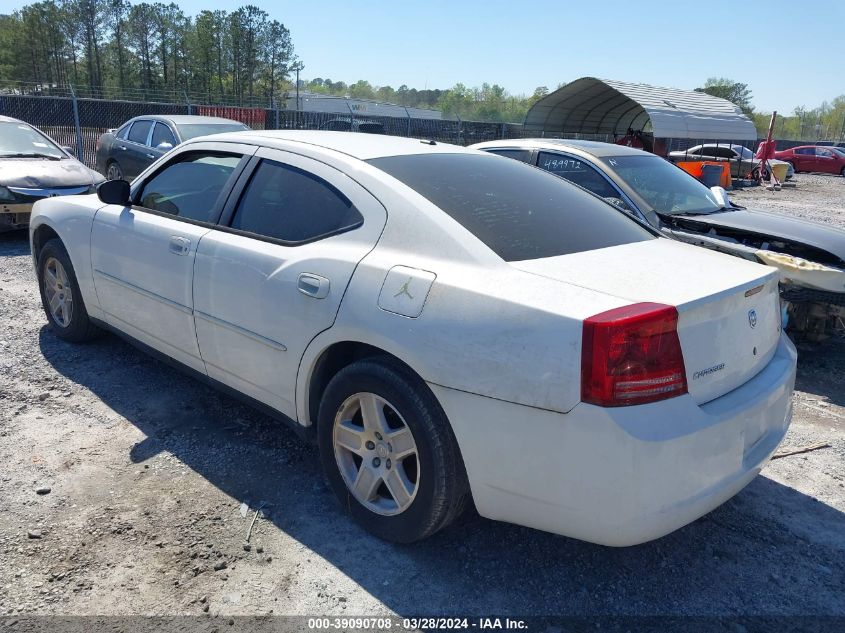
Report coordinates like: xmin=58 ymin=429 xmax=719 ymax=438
xmin=43 ymin=257 xmax=73 ymax=328
xmin=332 ymin=392 xmax=420 ymax=516
xmin=106 ymin=162 xmax=123 ymax=181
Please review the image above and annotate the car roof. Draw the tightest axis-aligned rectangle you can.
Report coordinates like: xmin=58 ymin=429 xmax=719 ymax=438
xmin=0 ymin=115 xmax=27 ymax=124
xmin=128 ymin=115 xmax=245 ymax=125
xmin=472 ymin=138 xmax=650 ymax=158
xmin=190 ymin=130 xmax=477 ymax=160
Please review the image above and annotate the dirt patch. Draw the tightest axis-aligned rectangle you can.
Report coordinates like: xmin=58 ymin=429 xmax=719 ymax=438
xmin=1 ymin=214 xmax=844 ymax=617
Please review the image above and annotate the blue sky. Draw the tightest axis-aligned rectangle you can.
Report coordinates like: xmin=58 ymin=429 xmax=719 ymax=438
xmin=7 ymin=0 xmax=844 ymax=112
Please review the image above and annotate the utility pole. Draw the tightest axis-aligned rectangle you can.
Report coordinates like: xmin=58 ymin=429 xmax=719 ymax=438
xmin=291 ymin=60 xmax=304 ymax=111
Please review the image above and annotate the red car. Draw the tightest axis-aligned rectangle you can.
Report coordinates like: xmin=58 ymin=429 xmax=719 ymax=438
xmin=773 ymin=145 xmax=845 ymax=176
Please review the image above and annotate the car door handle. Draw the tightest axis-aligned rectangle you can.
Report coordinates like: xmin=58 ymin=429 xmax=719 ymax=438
xmin=298 ymin=273 xmax=330 ymax=299
xmin=118 ymin=145 xmax=127 ymax=151
xmin=168 ymin=236 xmax=191 ymax=256
xmin=145 ymin=153 xmax=155 ymax=159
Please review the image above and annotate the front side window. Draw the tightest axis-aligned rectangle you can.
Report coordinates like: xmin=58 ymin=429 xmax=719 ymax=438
xmin=369 ymin=153 xmax=653 ymax=262
xmin=816 ymin=148 xmax=834 ymax=158
xmin=116 ymin=124 xmax=131 ymax=140
xmin=538 ymin=152 xmax=621 ymax=201
xmin=138 ymin=152 xmax=242 ymax=222
xmin=711 ymin=147 xmax=736 ymax=159
xmin=230 ymin=159 xmax=363 ymax=243
xmin=151 ymin=122 xmax=177 ymax=148
xmin=128 ymin=120 xmax=153 ymax=145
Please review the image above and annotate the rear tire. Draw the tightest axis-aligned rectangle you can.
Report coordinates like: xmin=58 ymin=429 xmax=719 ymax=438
xmin=317 ymin=357 xmax=469 ymax=543
xmin=106 ymin=160 xmax=123 ymax=181
xmin=37 ymin=239 xmax=100 ymax=343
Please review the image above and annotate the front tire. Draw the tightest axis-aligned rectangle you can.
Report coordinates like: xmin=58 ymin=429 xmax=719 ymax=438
xmin=317 ymin=357 xmax=469 ymax=543
xmin=37 ymin=239 xmax=100 ymax=343
xmin=106 ymin=160 xmax=123 ymax=181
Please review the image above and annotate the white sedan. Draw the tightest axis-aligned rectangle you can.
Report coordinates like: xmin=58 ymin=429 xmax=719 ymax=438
xmin=29 ymin=131 xmax=796 ymax=546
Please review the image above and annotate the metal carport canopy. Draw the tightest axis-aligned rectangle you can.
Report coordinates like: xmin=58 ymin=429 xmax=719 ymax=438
xmin=523 ymin=77 xmax=757 ymax=140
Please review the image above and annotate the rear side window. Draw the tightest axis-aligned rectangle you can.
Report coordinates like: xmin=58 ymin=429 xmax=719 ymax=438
xmin=230 ymin=159 xmax=363 ymax=243
xmin=369 ymin=153 xmax=653 ymax=262
xmin=128 ymin=120 xmax=153 ymax=145
xmin=323 ymin=120 xmax=352 ymax=131
xmin=151 ymin=122 xmax=177 ymax=148
xmin=538 ymin=151 xmax=620 ymax=199
xmin=486 ymin=149 xmax=532 ymax=163
xmin=138 ymin=152 xmax=242 ymax=222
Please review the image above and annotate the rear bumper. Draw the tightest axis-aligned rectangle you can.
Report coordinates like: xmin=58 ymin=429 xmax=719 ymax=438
xmin=430 ymin=332 xmax=796 ymax=546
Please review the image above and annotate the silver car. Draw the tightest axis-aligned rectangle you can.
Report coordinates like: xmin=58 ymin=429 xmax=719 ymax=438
xmin=669 ymin=143 xmax=794 ymax=180
xmin=0 ymin=116 xmax=104 ymax=232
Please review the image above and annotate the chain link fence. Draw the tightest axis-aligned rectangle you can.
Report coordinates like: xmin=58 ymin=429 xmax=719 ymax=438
xmin=0 ymin=87 xmax=522 ymax=171
xmin=2 ymin=84 xmax=836 ymax=174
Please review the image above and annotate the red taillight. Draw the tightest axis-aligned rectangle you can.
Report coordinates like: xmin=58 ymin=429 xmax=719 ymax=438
xmin=581 ymin=302 xmax=687 ymax=407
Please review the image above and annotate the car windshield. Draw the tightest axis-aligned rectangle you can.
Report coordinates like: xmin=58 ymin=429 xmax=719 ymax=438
xmin=368 ymin=153 xmax=654 ymax=262
xmin=601 ymin=155 xmax=722 ymax=216
xmin=833 ymin=147 xmax=845 ymax=158
xmin=175 ymin=123 xmax=249 ymax=140
xmin=0 ymin=121 xmax=65 ymax=159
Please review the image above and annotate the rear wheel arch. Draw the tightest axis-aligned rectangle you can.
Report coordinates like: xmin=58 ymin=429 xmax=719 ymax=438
xmin=305 ymin=341 xmax=421 ymax=427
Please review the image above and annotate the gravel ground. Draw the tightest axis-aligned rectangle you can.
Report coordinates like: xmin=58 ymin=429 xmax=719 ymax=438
xmin=730 ymin=172 xmax=845 ymax=229
xmin=1 ymin=174 xmax=844 ymax=620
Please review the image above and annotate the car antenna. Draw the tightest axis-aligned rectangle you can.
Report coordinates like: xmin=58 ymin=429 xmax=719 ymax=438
xmin=420 ymin=139 xmax=437 ymax=146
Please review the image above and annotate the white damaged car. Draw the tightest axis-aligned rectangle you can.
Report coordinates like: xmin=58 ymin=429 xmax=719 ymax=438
xmin=29 ymin=132 xmax=796 ymax=546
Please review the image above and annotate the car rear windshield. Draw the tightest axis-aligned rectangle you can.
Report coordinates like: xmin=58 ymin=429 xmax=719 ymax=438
xmin=176 ymin=123 xmax=250 ymax=140
xmin=368 ymin=153 xmax=654 ymax=262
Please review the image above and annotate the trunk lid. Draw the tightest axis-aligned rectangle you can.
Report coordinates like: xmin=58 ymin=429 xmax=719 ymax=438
xmin=513 ymin=238 xmax=782 ymax=405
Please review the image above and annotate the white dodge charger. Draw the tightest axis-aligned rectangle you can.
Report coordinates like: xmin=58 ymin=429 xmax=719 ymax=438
xmin=29 ymin=131 xmax=797 ymax=546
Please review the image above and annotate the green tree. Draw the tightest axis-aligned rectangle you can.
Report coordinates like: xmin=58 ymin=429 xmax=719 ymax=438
xmin=695 ymin=77 xmax=754 ymax=115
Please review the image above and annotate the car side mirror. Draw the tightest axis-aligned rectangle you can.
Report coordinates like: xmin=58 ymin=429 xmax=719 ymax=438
xmin=97 ymin=179 xmax=131 ymax=206
xmin=61 ymin=145 xmax=76 ymax=157
xmin=155 ymin=142 xmax=174 ymax=152
xmin=710 ymin=186 xmax=730 ymax=208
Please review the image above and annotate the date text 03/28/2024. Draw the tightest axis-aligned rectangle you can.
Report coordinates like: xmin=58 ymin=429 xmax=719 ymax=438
xmin=306 ymin=617 xmax=528 ymax=630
